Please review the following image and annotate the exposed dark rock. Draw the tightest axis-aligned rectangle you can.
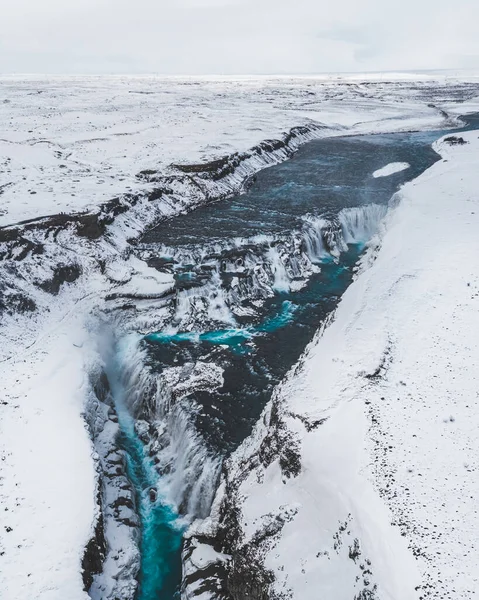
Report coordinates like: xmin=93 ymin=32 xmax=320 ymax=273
xmin=257 ymin=404 xmax=302 ymax=479
xmin=82 ymin=368 xmax=141 ymax=599
xmin=93 ymin=371 xmax=111 ymax=405
xmin=354 ymin=588 xmax=378 ymax=600
xmin=149 ymin=487 xmax=157 ymax=503
xmin=363 ymin=342 xmax=392 ymax=382
xmin=288 ymin=412 xmax=328 ymax=432
xmin=227 ymin=548 xmax=274 ymax=600
xmin=110 ymin=496 xmax=135 ymax=511
xmin=279 ymin=442 xmax=302 ymax=479
xmin=147 ymin=256 xmax=177 ymax=272
xmin=38 ymin=264 xmax=82 ymax=295
xmin=82 ymin=489 xmax=107 ymax=592
xmin=105 ymin=290 xmax=174 ymax=302
xmin=0 ymin=292 xmax=36 ymax=315
xmin=216 ymin=490 xmax=244 ymax=552
xmin=136 ymin=169 xmax=159 ymax=180
xmin=444 ymin=135 xmax=467 ymax=145
xmin=182 ymin=557 xmax=230 ymax=599
xmin=169 ymin=124 xmax=322 ymax=186
xmin=349 ymin=538 xmax=361 ymax=562
xmin=75 ymin=213 xmax=104 ymax=239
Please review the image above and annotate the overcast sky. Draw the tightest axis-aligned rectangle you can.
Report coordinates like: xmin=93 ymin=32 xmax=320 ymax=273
xmin=2 ymin=0 xmax=479 ymax=74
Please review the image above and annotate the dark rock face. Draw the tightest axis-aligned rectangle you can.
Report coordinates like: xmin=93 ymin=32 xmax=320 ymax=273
xmin=82 ymin=367 xmax=141 ymax=600
xmin=82 ymin=371 xmax=112 ymax=593
xmin=0 ymin=291 xmax=36 ymax=315
xmin=169 ymin=125 xmax=323 ymax=187
xmin=443 ymin=135 xmax=467 ymax=145
xmin=82 ymin=490 xmax=107 ymax=592
xmin=182 ymin=394 xmax=302 ymax=600
xmin=227 ymin=550 xmax=274 ymax=600
xmin=0 ymin=231 xmax=45 ymax=261
xmin=147 ymin=256 xmax=177 ymax=272
xmin=258 ymin=403 xmax=302 ymax=479
xmin=38 ymin=264 xmax=82 ymax=295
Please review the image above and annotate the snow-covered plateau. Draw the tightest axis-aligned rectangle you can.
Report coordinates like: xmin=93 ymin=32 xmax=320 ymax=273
xmin=1 ymin=75 xmax=479 ymax=600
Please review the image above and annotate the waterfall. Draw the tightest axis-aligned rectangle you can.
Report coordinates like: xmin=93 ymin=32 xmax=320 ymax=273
xmin=133 ymin=204 xmax=386 ymax=332
xmin=95 ymin=203 xmax=388 ymax=574
xmin=267 ymin=245 xmax=291 ymax=293
xmin=301 ymin=216 xmax=330 ymax=262
xmin=338 ymin=204 xmax=387 ymax=245
xmin=117 ymin=336 xmax=222 ymax=520
xmin=97 ymin=202 xmax=388 ymax=599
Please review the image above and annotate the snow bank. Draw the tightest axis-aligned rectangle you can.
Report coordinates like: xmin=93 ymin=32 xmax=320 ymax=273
xmin=185 ymin=130 xmax=479 ymax=599
xmin=372 ymin=161 xmax=410 ymax=177
xmin=0 ymin=310 xmax=96 ymax=600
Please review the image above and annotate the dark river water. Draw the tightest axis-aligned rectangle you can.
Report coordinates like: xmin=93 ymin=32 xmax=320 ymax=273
xmin=112 ymin=114 xmax=479 ymax=600
xmin=144 ymin=129 xmax=443 ymax=245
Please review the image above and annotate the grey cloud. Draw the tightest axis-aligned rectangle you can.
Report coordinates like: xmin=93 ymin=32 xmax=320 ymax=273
xmin=1 ymin=0 xmax=479 ymax=73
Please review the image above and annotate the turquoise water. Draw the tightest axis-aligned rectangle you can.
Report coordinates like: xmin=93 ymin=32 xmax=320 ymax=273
xmin=110 ymin=249 xmax=365 ymax=599
xmin=256 ymin=300 xmax=298 ymax=332
xmin=146 ymin=300 xmax=298 ymax=355
xmin=108 ymin=360 xmax=185 ymax=600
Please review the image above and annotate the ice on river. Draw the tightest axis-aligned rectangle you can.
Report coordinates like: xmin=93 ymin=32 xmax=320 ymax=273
xmin=372 ymin=161 xmax=410 ymax=177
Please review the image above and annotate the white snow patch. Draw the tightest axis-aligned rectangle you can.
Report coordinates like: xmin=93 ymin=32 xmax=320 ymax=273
xmin=372 ymin=161 xmax=410 ymax=178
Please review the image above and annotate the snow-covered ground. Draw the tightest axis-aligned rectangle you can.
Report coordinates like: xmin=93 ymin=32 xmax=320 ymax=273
xmin=2 ymin=74 xmax=479 ymax=226
xmin=186 ymin=130 xmax=479 ymax=599
xmin=1 ymin=76 xmax=479 ymax=600
xmin=0 ymin=301 xmax=97 ymax=600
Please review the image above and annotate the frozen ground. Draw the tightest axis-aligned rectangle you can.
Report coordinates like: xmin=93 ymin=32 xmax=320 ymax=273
xmin=2 ymin=74 xmax=479 ymax=226
xmin=187 ymin=129 xmax=479 ymax=600
xmin=1 ymin=76 xmax=479 ymax=600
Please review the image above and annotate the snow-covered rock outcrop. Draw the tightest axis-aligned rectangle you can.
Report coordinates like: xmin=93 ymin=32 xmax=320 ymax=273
xmin=183 ymin=132 xmax=479 ymax=600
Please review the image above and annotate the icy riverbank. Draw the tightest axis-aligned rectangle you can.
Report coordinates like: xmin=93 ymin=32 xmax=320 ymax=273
xmin=183 ymin=130 xmax=479 ymax=599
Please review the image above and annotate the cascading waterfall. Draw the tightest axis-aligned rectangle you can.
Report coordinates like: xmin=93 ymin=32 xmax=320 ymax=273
xmin=137 ymin=203 xmax=386 ymax=330
xmin=101 ymin=335 xmax=222 ymax=600
xmin=338 ymin=204 xmax=388 ymax=244
xmin=93 ymin=202 xmax=388 ymax=600
xmin=117 ymin=337 xmax=222 ymax=518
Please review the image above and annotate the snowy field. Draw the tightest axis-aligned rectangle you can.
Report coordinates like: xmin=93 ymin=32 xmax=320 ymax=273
xmin=2 ymin=74 xmax=479 ymax=226
xmin=1 ymin=75 xmax=479 ymax=600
